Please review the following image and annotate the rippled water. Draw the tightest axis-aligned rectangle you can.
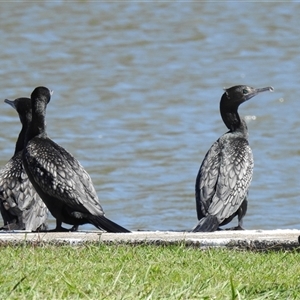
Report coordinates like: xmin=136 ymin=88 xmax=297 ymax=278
xmin=0 ymin=2 xmax=299 ymax=231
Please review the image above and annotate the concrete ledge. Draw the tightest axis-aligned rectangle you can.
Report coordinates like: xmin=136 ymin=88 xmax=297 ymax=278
xmin=0 ymin=229 xmax=299 ymax=250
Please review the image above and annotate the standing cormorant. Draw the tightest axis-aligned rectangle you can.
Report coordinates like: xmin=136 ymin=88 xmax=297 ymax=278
xmin=0 ymin=97 xmax=48 ymax=231
xmin=192 ymin=85 xmax=273 ymax=232
xmin=22 ymin=86 xmax=130 ymax=232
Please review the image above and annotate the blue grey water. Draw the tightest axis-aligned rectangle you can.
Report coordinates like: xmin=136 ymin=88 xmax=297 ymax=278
xmin=0 ymin=2 xmax=299 ymax=231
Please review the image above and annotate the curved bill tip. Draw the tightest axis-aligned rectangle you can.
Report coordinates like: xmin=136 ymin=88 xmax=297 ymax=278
xmin=4 ymin=99 xmax=16 ymax=109
xmin=256 ymin=86 xmax=274 ymax=93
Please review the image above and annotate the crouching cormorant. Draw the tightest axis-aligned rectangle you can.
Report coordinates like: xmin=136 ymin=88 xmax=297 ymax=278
xmin=192 ymin=85 xmax=273 ymax=232
xmin=0 ymin=97 xmax=48 ymax=231
xmin=22 ymin=86 xmax=130 ymax=232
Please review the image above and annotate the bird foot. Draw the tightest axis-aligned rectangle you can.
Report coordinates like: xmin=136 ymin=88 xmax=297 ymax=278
xmin=50 ymin=226 xmax=77 ymax=232
xmin=70 ymin=225 xmax=79 ymax=232
xmin=225 ymin=225 xmax=245 ymax=231
xmin=0 ymin=222 xmax=25 ymax=231
xmin=35 ymin=224 xmax=48 ymax=232
xmin=35 ymin=226 xmax=76 ymax=232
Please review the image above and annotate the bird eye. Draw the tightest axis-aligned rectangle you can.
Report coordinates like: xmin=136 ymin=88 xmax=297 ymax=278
xmin=242 ymin=89 xmax=248 ymax=95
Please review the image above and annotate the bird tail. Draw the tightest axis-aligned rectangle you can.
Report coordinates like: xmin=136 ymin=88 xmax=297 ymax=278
xmin=89 ymin=215 xmax=131 ymax=233
xmin=192 ymin=215 xmax=219 ymax=232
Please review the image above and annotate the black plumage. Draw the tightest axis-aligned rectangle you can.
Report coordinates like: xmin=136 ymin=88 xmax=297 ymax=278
xmin=192 ymin=85 xmax=273 ymax=232
xmin=0 ymin=97 xmax=48 ymax=231
xmin=22 ymin=86 xmax=130 ymax=232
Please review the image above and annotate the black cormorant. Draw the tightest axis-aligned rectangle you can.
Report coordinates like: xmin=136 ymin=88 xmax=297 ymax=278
xmin=22 ymin=86 xmax=130 ymax=232
xmin=192 ymin=85 xmax=273 ymax=232
xmin=0 ymin=97 xmax=48 ymax=231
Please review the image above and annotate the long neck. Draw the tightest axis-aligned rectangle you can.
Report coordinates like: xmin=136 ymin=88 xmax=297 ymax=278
xmin=14 ymin=123 xmax=27 ymax=154
xmin=220 ymin=94 xmax=241 ymax=132
xmin=25 ymin=101 xmax=47 ymax=143
xmin=14 ymin=111 xmax=32 ymax=154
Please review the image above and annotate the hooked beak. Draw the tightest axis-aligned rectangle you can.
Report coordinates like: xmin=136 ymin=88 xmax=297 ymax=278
xmin=245 ymin=86 xmax=274 ymax=101
xmin=4 ymin=99 xmax=16 ymax=110
xmin=255 ymin=86 xmax=274 ymax=93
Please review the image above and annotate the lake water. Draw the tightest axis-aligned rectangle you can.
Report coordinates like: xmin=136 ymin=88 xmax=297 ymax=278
xmin=0 ymin=2 xmax=299 ymax=231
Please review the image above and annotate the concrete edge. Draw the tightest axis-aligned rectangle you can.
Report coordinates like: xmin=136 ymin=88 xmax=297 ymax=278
xmin=0 ymin=229 xmax=299 ymax=250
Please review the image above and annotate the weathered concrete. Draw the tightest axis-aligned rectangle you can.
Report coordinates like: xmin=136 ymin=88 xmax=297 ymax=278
xmin=0 ymin=229 xmax=300 ymax=250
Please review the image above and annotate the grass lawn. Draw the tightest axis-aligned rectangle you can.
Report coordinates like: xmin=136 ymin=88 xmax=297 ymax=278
xmin=0 ymin=243 xmax=299 ymax=299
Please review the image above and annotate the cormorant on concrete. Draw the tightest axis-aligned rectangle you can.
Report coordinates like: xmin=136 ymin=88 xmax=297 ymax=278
xmin=0 ymin=97 xmax=48 ymax=231
xmin=22 ymin=86 xmax=130 ymax=232
xmin=192 ymin=85 xmax=273 ymax=232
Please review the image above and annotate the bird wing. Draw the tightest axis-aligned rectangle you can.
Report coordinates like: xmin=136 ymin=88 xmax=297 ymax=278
xmin=207 ymin=136 xmax=253 ymax=223
xmin=0 ymin=156 xmax=21 ymax=225
xmin=0 ymin=152 xmax=48 ymax=230
xmin=196 ymin=134 xmax=253 ymax=225
xmin=24 ymin=137 xmax=104 ymax=216
xmin=195 ymin=139 xmax=221 ymax=220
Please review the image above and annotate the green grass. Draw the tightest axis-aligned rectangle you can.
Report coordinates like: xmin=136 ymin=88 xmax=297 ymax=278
xmin=0 ymin=243 xmax=299 ymax=299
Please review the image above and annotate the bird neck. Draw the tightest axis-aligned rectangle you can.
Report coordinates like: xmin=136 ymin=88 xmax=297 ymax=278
xmin=221 ymin=110 xmax=241 ymax=132
xmin=15 ymin=114 xmax=32 ymax=154
xmin=14 ymin=124 xmax=27 ymax=154
xmin=220 ymin=94 xmax=241 ymax=132
xmin=220 ymin=108 xmax=248 ymax=137
xmin=25 ymin=102 xmax=47 ymax=142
